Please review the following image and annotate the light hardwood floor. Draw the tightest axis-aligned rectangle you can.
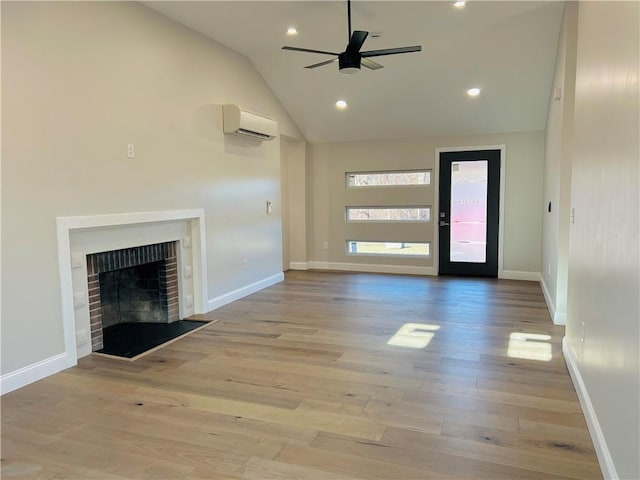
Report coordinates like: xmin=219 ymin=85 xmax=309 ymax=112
xmin=1 ymin=271 xmax=601 ymax=479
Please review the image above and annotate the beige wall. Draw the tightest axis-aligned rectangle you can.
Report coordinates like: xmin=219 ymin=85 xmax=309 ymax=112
xmin=1 ymin=1 xmax=303 ymax=375
xmin=280 ymin=139 xmax=291 ymax=271
xmin=308 ymin=131 xmax=544 ymax=274
xmin=284 ymin=139 xmax=309 ymax=268
xmin=541 ymin=2 xmax=578 ymax=324
xmin=565 ymin=2 xmax=639 ymax=478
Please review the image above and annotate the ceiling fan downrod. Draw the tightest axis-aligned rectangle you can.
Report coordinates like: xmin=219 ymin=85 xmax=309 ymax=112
xmin=347 ymin=0 xmax=352 ymax=42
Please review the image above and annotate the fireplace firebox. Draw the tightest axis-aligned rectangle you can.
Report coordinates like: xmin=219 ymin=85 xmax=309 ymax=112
xmin=86 ymin=242 xmax=179 ymax=351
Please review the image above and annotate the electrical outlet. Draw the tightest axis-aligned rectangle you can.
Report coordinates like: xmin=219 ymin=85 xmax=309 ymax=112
xmin=127 ymin=143 xmax=135 ymax=159
xmin=243 ymin=259 xmax=248 ymax=270
xmin=571 ymin=207 xmax=576 ymax=224
xmin=580 ymin=321 xmax=585 ymax=343
xmin=322 ymin=241 xmax=329 ymax=250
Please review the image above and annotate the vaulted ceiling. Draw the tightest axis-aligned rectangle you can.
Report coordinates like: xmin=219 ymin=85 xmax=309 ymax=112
xmin=144 ymin=1 xmax=565 ymax=143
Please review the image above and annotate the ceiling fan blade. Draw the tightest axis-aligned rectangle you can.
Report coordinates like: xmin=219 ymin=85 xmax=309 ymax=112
xmin=282 ymin=46 xmax=340 ymax=56
xmin=348 ymin=30 xmax=369 ymax=52
xmin=361 ymin=57 xmax=383 ymax=70
xmin=361 ymin=45 xmax=422 ymax=58
xmin=305 ymin=58 xmax=339 ymax=69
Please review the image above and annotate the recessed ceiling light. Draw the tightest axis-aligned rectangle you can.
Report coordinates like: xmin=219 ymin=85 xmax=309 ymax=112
xmin=454 ymin=1 xmax=466 ymax=8
xmin=286 ymin=27 xmax=298 ymax=35
xmin=467 ymin=87 xmax=481 ymax=97
xmin=335 ymin=100 xmax=348 ymax=109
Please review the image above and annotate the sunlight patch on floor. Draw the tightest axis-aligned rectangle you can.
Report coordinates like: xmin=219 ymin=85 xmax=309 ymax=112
xmin=508 ymin=332 xmax=552 ymax=361
xmin=387 ymin=323 xmax=440 ymax=349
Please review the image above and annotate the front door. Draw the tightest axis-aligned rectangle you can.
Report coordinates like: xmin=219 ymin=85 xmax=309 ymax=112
xmin=438 ymin=149 xmax=500 ymax=277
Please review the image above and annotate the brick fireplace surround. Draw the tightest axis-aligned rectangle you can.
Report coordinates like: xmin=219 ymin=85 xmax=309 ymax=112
xmin=86 ymin=242 xmax=179 ymax=351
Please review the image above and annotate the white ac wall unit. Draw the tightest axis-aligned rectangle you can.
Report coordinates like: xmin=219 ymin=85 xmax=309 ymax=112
xmin=222 ymin=104 xmax=277 ymax=141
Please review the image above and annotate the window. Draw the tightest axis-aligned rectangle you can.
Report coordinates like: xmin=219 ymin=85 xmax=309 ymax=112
xmin=346 ymin=170 xmax=431 ymax=187
xmin=346 ymin=206 xmax=431 ymax=222
xmin=344 ymin=169 xmax=431 ymax=260
xmin=346 ymin=241 xmax=430 ymax=257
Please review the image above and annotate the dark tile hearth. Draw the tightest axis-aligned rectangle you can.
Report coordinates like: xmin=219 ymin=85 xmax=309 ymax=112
xmin=97 ymin=320 xmax=208 ymax=358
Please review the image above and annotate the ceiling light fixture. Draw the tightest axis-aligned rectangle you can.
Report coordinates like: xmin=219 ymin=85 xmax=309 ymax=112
xmin=335 ymin=100 xmax=348 ymax=109
xmin=454 ymin=1 xmax=466 ymax=8
xmin=286 ymin=27 xmax=298 ymax=35
xmin=467 ymin=87 xmax=481 ymax=97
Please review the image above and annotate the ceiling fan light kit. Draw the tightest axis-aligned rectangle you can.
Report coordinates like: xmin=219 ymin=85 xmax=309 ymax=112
xmin=282 ymin=0 xmax=421 ymax=74
xmin=338 ymin=52 xmax=360 ymax=74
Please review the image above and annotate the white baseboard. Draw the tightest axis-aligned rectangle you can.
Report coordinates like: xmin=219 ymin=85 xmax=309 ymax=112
xmin=539 ymin=276 xmax=566 ymax=325
xmin=498 ymin=270 xmax=540 ymax=281
xmin=308 ymin=261 xmax=436 ymax=276
xmin=540 ymin=275 xmax=556 ymax=318
xmin=1 ymin=352 xmax=73 ymax=395
xmin=288 ymin=262 xmax=309 ymax=271
xmin=207 ymin=272 xmax=284 ymax=311
xmin=562 ymin=337 xmax=618 ymax=480
xmin=554 ymin=311 xmax=567 ymax=325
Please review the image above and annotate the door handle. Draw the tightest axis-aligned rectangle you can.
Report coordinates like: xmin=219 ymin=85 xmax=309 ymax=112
xmin=439 ymin=220 xmax=450 ymax=227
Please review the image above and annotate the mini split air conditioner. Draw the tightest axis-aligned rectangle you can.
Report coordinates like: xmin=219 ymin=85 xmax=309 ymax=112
xmin=222 ymin=104 xmax=278 ymax=141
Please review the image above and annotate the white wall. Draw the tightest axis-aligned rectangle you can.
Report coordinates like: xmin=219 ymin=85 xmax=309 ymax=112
xmin=1 ymin=2 xmax=303 ymax=376
xmin=541 ymin=2 xmax=578 ymax=325
xmin=308 ymin=131 xmax=544 ymax=276
xmin=565 ymin=2 xmax=639 ymax=478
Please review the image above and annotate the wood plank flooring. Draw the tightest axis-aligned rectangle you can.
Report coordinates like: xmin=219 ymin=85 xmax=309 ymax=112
xmin=1 ymin=271 xmax=602 ymax=479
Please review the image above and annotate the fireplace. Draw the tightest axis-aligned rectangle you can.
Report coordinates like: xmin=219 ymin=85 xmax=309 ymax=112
xmin=57 ymin=209 xmax=206 ymax=363
xmin=86 ymin=242 xmax=179 ymax=351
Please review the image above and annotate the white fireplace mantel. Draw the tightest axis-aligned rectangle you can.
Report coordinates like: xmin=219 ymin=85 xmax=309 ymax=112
xmin=56 ymin=209 xmax=208 ymax=365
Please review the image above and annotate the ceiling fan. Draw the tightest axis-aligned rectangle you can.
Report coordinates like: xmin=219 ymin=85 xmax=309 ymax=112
xmin=282 ymin=0 xmax=422 ymax=74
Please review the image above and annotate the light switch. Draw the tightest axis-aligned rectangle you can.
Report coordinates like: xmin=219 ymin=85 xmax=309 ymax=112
xmin=553 ymin=87 xmax=562 ymax=100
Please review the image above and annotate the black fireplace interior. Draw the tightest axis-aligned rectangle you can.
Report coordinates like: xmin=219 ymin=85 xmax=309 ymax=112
xmin=90 ymin=242 xmax=207 ymax=359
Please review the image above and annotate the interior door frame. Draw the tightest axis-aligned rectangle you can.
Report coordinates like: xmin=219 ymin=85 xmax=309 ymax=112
xmin=434 ymin=145 xmax=506 ymax=277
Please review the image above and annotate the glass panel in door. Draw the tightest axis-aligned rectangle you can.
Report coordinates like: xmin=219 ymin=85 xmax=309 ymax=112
xmin=450 ymin=160 xmax=488 ymax=263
